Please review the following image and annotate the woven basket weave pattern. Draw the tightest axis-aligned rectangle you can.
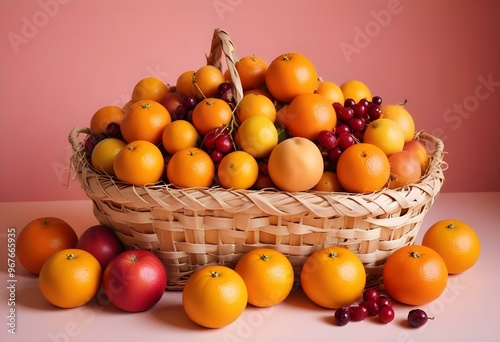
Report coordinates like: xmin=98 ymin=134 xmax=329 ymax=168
xmin=69 ymin=29 xmax=445 ymax=290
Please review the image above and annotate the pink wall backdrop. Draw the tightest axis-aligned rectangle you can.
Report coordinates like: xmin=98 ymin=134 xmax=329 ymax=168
xmin=1 ymin=0 xmax=499 ymax=202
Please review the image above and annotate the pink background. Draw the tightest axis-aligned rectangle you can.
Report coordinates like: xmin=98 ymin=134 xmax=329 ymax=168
xmin=1 ymin=0 xmax=499 ymax=202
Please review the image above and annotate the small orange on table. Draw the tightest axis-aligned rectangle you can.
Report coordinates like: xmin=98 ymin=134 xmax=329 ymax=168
xmin=422 ymin=219 xmax=481 ymax=274
xmin=235 ymin=248 xmax=294 ymax=307
xmin=16 ymin=217 xmax=78 ymax=275
xmin=39 ymin=248 xmax=101 ymax=308
xmin=300 ymin=246 xmax=366 ymax=309
xmin=182 ymin=265 xmax=248 ymax=328
xmin=382 ymin=245 xmax=448 ymax=306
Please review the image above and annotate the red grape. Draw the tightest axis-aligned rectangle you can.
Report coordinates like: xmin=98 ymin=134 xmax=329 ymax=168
xmin=334 ymin=307 xmax=350 ymax=326
xmin=328 ymin=147 xmax=342 ymax=163
xmin=209 ymin=149 xmax=225 ymax=164
xmin=378 ymin=305 xmax=395 ymax=324
xmin=318 ymin=130 xmax=338 ymax=150
xmin=182 ymin=95 xmax=198 ymax=110
xmin=349 ymin=305 xmax=368 ymax=322
xmin=364 ymin=299 xmax=380 ymax=317
xmin=367 ymin=104 xmax=382 ymax=120
xmin=408 ymin=309 xmax=433 ymax=328
xmin=344 ymin=98 xmax=356 ymax=107
xmin=338 ymin=133 xmax=355 ymax=151
xmin=334 ymin=124 xmax=351 ymax=137
xmin=348 ymin=117 xmax=366 ymax=132
xmin=337 ymin=107 xmax=354 ymax=122
xmin=372 ymin=96 xmax=383 ymax=106
xmin=363 ymin=288 xmax=380 ymax=302
xmin=215 ymin=134 xmax=233 ymax=153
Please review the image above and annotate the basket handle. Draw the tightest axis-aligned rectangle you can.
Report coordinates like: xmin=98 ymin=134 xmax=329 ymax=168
xmin=206 ymin=28 xmax=244 ymax=105
xmin=68 ymin=127 xmax=91 ymax=152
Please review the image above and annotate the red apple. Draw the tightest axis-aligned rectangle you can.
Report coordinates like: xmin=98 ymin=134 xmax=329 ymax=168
xmin=403 ymin=140 xmax=430 ymax=174
xmin=76 ymin=225 xmax=124 ymax=270
xmin=103 ymin=250 xmax=167 ymax=312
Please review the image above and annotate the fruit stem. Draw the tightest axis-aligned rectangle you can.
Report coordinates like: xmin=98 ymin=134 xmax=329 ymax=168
xmin=210 ymin=271 xmax=219 ymax=278
xmin=328 ymin=251 xmax=338 ymax=258
xmin=260 ymin=254 xmax=270 ymax=261
xmin=66 ymin=254 xmax=76 ymax=260
xmin=409 ymin=251 xmax=421 ymax=258
xmin=446 ymin=223 xmax=455 ymax=229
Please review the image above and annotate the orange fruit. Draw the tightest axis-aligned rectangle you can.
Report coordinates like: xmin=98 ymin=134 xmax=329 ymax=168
xmin=90 ymin=105 xmax=125 ymax=135
xmin=234 ymin=248 xmax=294 ymax=307
xmin=381 ymin=104 xmax=416 ymax=143
xmin=340 ymin=80 xmax=372 ymax=103
xmin=90 ymin=138 xmax=127 ymax=176
xmin=422 ymin=219 xmax=481 ymax=274
xmin=313 ymin=171 xmax=344 ymax=192
xmin=131 ymin=77 xmax=169 ymax=103
xmin=120 ymin=100 xmax=171 ymax=144
xmin=235 ymin=55 xmax=268 ymax=91
xmin=16 ymin=217 xmax=78 ymax=275
xmin=388 ymin=150 xmax=422 ymax=189
xmin=383 ymin=245 xmax=448 ymax=306
xmin=236 ymin=116 xmax=278 ymax=158
xmin=336 ymin=143 xmax=390 ymax=193
xmin=363 ymin=118 xmax=405 ymax=156
xmin=176 ymin=70 xmax=197 ymax=97
xmin=113 ymin=140 xmax=164 ymax=186
xmin=265 ymin=52 xmax=318 ymax=103
xmin=162 ymin=120 xmax=200 ymax=155
xmin=236 ymin=92 xmax=276 ymax=123
xmin=300 ymin=246 xmax=366 ymax=309
xmin=315 ymin=80 xmax=344 ymax=105
xmin=166 ymin=147 xmax=215 ymax=188
xmin=39 ymin=248 xmax=101 ymax=308
xmin=281 ymin=93 xmax=337 ymax=140
xmin=217 ymin=151 xmax=259 ymax=190
xmin=268 ymin=137 xmax=324 ymax=192
xmin=182 ymin=265 xmax=248 ymax=328
xmin=191 ymin=98 xmax=233 ymax=136
xmin=403 ymin=139 xmax=430 ymax=174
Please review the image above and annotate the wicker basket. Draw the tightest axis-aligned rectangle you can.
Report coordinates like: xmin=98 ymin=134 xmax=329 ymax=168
xmin=69 ymin=28 xmax=446 ymax=290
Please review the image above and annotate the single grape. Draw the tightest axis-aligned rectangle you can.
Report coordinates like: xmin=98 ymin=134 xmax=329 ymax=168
xmin=334 ymin=124 xmax=351 ymax=137
xmin=363 ymin=288 xmax=380 ymax=303
xmin=218 ymin=82 xmax=232 ymax=94
xmin=215 ymin=134 xmax=233 ymax=153
xmin=364 ymin=299 xmax=380 ymax=317
xmin=372 ymin=96 xmax=383 ymax=106
xmin=353 ymin=130 xmax=364 ymax=142
xmin=349 ymin=305 xmax=368 ymax=322
xmin=408 ymin=309 xmax=433 ymax=328
xmin=334 ymin=307 xmax=350 ymax=326
xmin=367 ymin=104 xmax=382 ymax=121
xmin=344 ymin=98 xmax=356 ymax=107
xmin=209 ymin=149 xmax=225 ymax=164
xmin=348 ymin=117 xmax=366 ymax=132
xmin=182 ymin=96 xmax=198 ymax=110
xmin=105 ymin=122 xmax=122 ymax=139
xmin=338 ymin=133 xmax=356 ymax=151
xmin=378 ymin=305 xmax=395 ymax=324
xmin=203 ymin=130 xmax=218 ymax=150
xmin=173 ymin=104 xmax=188 ymax=121
xmin=337 ymin=107 xmax=354 ymax=123
xmin=359 ymin=98 xmax=370 ymax=108
xmin=328 ymin=147 xmax=342 ymax=163
xmin=332 ymin=102 xmax=344 ymax=114
xmin=377 ymin=295 xmax=393 ymax=308
xmin=352 ymin=102 xmax=367 ymax=117
xmin=318 ymin=130 xmax=338 ymax=150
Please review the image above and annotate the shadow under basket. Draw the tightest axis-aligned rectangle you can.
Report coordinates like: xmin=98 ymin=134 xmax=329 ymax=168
xmin=69 ymin=127 xmax=445 ymax=290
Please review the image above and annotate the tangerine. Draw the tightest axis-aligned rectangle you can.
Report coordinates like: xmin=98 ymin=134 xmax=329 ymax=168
xmin=267 ymin=137 xmax=324 ymax=192
xmin=162 ymin=120 xmax=200 ymax=155
xmin=176 ymin=70 xmax=197 ymax=98
xmin=300 ymin=246 xmax=366 ymax=309
xmin=236 ymin=92 xmax=276 ymax=123
xmin=39 ymin=248 xmax=101 ymax=308
xmin=131 ymin=77 xmax=169 ymax=103
xmin=166 ymin=147 xmax=215 ymax=188
xmin=235 ymin=55 xmax=268 ymax=91
xmin=217 ymin=151 xmax=259 ymax=190
xmin=315 ymin=80 xmax=344 ymax=105
xmin=265 ymin=52 xmax=318 ymax=103
xmin=16 ymin=217 xmax=78 ymax=275
xmin=90 ymin=138 xmax=127 ymax=176
xmin=182 ymin=265 xmax=248 ymax=328
xmin=381 ymin=104 xmax=416 ymax=143
xmin=191 ymin=98 xmax=232 ymax=136
xmin=237 ymin=116 xmax=278 ymax=158
xmin=90 ymin=106 xmax=125 ymax=135
xmin=336 ymin=143 xmax=390 ymax=193
xmin=340 ymin=80 xmax=372 ymax=103
xmin=113 ymin=140 xmax=164 ymax=186
xmin=363 ymin=118 xmax=405 ymax=156
xmin=313 ymin=171 xmax=344 ymax=192
xmin=282 ymin=93 xmax=337 ymax=140
xmin=422 ymin=219 xmax=481 ymax=274
xmin=120 ymin=100 xmax=171 ymax=144
xmin=234 ymin=248 xmax=294 ymax=307
xmin=383 ymin=245 xmax=448 ymax=306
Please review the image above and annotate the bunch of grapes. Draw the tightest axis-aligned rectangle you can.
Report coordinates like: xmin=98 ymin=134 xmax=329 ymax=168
xmin=317 ymin=96 xmax=383 ymax=171
xmin=201 ymin=127 xmax=234 ymax=164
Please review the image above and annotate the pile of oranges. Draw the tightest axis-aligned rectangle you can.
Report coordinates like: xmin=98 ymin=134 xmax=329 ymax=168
xmin=85 ymin=51 xmax=431 ymax=193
